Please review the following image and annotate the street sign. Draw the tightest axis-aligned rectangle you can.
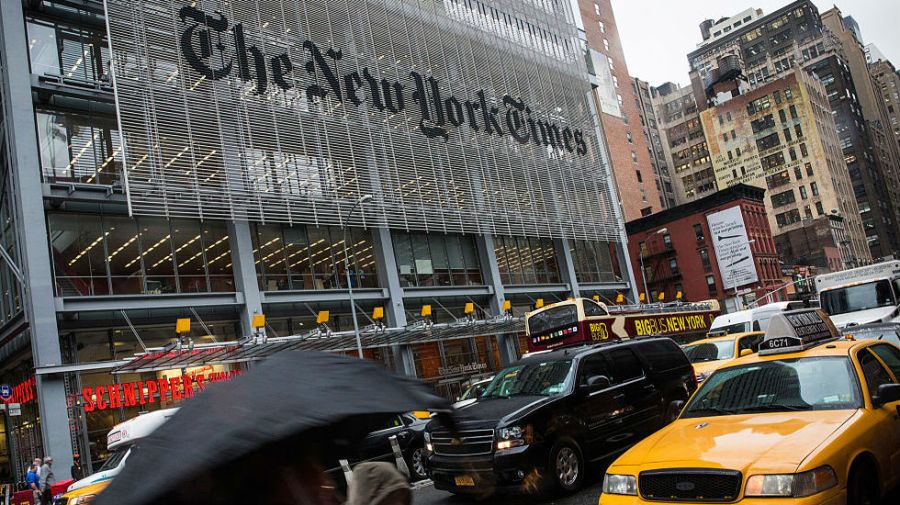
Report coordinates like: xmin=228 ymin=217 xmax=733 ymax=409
xmin=7 ymin=403 xmax=21 ymax=416
xmin=0 ymin=384 xmax=11 ymax=403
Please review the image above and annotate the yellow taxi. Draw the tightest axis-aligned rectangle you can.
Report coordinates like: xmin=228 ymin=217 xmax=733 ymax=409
xmin=682 ymin=332 xmax=765 ymax=383
xmin=600 ymin=309 xmax=900 ymax=504
xmin=57 ymin=480 xmax=108 ymax=504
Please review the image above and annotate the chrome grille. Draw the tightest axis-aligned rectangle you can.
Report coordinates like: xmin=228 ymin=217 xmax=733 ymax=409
xmin=432 ymin=429 xmax=494 ymax=456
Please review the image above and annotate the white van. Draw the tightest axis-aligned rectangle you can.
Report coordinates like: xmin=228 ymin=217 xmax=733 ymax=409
xmin=707 ymin=302 xmax=807 ymax=336
xmin=63 ymin=408 xmax=178 ymax=496
xmin=816 ymin=260 xmax=900 ymax=328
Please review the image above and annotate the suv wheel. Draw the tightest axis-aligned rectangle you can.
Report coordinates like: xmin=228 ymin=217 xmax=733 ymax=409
xmin=549 ymin=439 xmax=584 ymax=493
xmin=406 ymin=445 xmax=428 ymax=481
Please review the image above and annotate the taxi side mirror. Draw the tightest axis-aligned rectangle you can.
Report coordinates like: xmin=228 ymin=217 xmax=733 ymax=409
xmin=740 ymin=349 xmax=753 ymax=357
xmin=874 ymin=383 xmax=900 ymax=408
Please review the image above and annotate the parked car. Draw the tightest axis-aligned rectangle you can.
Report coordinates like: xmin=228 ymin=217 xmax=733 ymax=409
xmin=842 ymin=322 xmax=900 ymax=347
xmin=357 ymin=412 xmax=431 ymax=481
xmin=424 ymin=337 xmax=697 ymax=496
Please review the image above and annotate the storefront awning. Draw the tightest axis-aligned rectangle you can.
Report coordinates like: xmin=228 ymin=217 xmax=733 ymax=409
xmin=111 ymin=316 xmax=525 ymax=374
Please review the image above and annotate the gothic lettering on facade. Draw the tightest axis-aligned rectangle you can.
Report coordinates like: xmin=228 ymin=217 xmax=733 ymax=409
xmin=178 ymin=6 xmax=588 ymax=156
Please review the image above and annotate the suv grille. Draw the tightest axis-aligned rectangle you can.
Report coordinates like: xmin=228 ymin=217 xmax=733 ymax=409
xmin=432 ymin=429 xmax=494 ymax=456
xmin=639 ymin=469 xmax=742 ymax=502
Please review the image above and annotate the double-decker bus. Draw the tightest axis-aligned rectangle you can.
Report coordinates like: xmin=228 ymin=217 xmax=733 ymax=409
xmin=525 ymin=298 xmax=721 ymax=352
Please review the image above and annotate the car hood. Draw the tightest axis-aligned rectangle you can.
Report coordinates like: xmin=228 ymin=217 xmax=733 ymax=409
xmin=830 ymin=307 xmax=897 ymax=328
xmin=614 ymin=410 xmax=856 ymax=473
xmin=455 ymin=395 xmax=556 ymax=426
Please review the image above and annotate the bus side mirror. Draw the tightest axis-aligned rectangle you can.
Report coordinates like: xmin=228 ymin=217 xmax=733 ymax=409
xmin=740 ymin=349 xmax=753 ymax=357
xmin=874 ymin=383 xmax=900 ymax=408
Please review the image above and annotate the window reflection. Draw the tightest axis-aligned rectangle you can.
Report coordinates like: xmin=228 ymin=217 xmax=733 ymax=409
xmin=36 ymin=110 xmax=122 ymax=186
xmin=570 ymin=240 xmax=621 ymax=284
xmin=392 ymin=232 xmax=482 ymax=287
xmin=26 ymin=19 xmax=109 ymax=82
xmin=48 ymin=214 xmax=235 ymax=296
xmin=252 ymin=224 xmax=377 ymax=291
xmin=494 ymin=236 xmax=560 ymax=285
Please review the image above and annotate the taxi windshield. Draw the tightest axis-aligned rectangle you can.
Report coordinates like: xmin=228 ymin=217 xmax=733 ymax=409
xmin=683 ymin=341 xmax=735 ymax=363
xmin=682 ymin=357 xmax=861 ymax=417
xmin=820 ymin=280 xmax=896 ymax=316
xmin=482 ymin=360 xmax=574 ymax=398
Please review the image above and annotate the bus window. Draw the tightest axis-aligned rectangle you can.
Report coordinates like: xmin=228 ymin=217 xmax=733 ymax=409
xmin=583 ymin=300 xmax=608 ymax=317
xmin=528 ymin=305 xmax=578 ymax=335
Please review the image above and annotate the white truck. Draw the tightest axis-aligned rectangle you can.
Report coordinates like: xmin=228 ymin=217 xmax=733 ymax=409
xmin=815 ymin=260 xmax=900 ymax=328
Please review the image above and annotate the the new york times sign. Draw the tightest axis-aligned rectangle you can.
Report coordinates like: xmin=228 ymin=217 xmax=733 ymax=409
xmin=105 ymin=0 xmax=622 ymax=242
xmin=177 ymin=6 xmax=589 ymax=154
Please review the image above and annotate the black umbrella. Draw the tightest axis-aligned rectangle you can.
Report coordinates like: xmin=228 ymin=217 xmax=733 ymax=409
xmin=95 ymin=351 xmax=453 ymax=505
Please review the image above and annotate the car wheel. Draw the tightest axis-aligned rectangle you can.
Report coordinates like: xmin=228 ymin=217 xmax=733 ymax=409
xmin=848 ymin=464 xmax=880 ymax=505
xmin=406 ymin=446 xmax=428 ymax=481
xmin=548 ymin=438 xmax=584 ymax=493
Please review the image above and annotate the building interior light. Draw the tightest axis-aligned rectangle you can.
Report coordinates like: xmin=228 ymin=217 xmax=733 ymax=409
xmin=68 ymin=232 xmax=110 ymax=266
xmin=125 ymin=234 xmax=171 ymax=268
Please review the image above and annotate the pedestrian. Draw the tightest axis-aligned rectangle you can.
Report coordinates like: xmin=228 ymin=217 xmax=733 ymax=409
xmin=39 ymin=456 xmax=55 ymax=505
xmin=25 ymin=459 xmax=41 ymax=503
xmin=345 ymin=462 xmax=411 ymax=505
xmin=71 ymin=453 xmax=84 ymax=481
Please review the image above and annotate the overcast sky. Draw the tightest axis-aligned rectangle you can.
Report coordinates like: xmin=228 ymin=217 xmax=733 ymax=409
xmin=612 ymin=0 xmax=900 ymax=88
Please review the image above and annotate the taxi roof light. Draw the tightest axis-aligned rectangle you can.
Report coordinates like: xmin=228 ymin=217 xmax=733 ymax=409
xmin=757 ymin=309 xmax=840 ymax=356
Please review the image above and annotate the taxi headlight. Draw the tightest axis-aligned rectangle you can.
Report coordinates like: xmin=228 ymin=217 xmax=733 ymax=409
xmin=71 ymin=495 xmax=97 ymax=505
xmin=602 ymin=474 xmax=637 ymax=496
xmin=746 ymin=466 xmax=837 ymax=497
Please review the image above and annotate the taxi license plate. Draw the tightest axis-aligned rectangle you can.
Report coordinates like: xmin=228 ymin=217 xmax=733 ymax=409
xmin=454 ymin=475 xmax=475 ymax=487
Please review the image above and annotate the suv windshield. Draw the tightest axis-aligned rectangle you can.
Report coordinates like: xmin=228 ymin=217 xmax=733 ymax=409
xmin=683 ymin=341 xmax=735 ymax=362
xmin=97 ymin=447 xmax=130 ymax=473
xmin=459 ymin=380 xmax=490 ymax=401
xmin=821 ymin=280 xmax=895 ymax=316
xmin=682 ymin=357 xmax=861 ymax=418
xmin=482 ymin=360 xmax=574 ymax=398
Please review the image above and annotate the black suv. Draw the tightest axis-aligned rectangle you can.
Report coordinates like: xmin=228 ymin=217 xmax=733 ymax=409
xmin=425 ymin=338 xmax=696 ymax=495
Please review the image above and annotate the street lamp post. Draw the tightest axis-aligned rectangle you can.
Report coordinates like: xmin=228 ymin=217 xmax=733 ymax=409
xmin=343 ymin=194 xmax=373 ymax=359
xmin=639 ymin=228 xmax=668 ymax=303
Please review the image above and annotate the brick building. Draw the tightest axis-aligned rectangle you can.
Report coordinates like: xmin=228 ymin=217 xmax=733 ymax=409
xmin=578 ymin=0 xmax=663 ymax=219
xmin=626 ymin=185 xmax=783 ymax=308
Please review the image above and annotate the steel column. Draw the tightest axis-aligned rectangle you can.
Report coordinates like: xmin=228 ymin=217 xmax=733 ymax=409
xmin=475 ymin=235 xmax=518 ymax=366
xmin=0 ymin=0 xmax=73 ymax=478
xmin=554 ymin=238 xmax=581 ymax=298
xmin=371 ymin=228 xmax=416 ymax=376
xmin=227 ymin=221 xmax=263 ymax=336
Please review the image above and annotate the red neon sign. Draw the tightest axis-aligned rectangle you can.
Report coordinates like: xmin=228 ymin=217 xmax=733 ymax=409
xmin=81 ymin=370 xmax=241 ymax=412
xmin=3 ymin=377 xmax=36 ymax=405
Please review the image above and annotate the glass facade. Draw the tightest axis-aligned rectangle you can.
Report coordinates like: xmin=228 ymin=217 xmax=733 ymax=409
xmin=392 ymin=232 xmax=482 ymax=287
xmin=252 ymin=224 xmax=377 ymax=291
xmin=570 ymin=240 xmax=621 ymax=283
xmin=26 ymin=18 xmax=109 ymax=81
xmin=35 ymin=109 xmax=123 ymax=186
xmin=48 ymin=214 xmax=234 ymax=296
xmin=493 ymin=236 xmax=561 ymax=285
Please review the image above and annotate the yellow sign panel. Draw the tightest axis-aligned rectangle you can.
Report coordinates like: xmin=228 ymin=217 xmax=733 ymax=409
xmin=421 ymin=305 xmax=432 ymax=317
xmin=175 ymin=318 xmax=191 ymax=334
xmin=251 ymin=314 xmax=266 ymax=329
xmin=316 ymin=311 xmax=330 ymax=325
xmin=464 ymin=303 xmax=475 ymax=315
xmin=372 ymin=306 xmax=384 ymax=321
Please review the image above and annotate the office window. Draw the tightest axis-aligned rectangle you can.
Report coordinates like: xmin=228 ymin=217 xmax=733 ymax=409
xmin=494 ymin=236 xmax=560 ymax=285
xmin=570 ymin=240 xmax=620 ymax=283
xmin=393 ymin=232 xmax=480 ymax=287
xmin=36 ymin=110 xmax=123 ymax=186
xmin=49 ymin=214 xmax=235 ymax=296
xmin=26 ymin=19 xmax=110 ymax=82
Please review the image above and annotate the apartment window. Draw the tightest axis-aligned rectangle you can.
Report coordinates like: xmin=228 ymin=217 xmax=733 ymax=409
xmin=779 ymin=109 xmax=788 ymax=124
xmin=728 ymin=151 xmax=733 ymax=161
xmin=795 ymin=124 xmax=803 ymax=138
xmin=599 ymin=21 xmax=605 ymax=33
xmin=789 ymin=105 xmax=798 ymax=119
xmin=816 ymin=202 xmax=825 ymax=215
xmin=806 ymin=163 xmax=814 ymax=176
xmin=736 ymin=147 xmax=741 ymax=156
xmin=494 ymin=236 xmax=560 ymax=285
xmin=631 ymin=151 xmax=638 ymax=162
xmin=799 ymin=186 xmax=808 ymax=200
xmin=771 ymin=189 xmax=796 ymax=208
xmin=722 ymin=133 xmax=729 ymax=143
xmin=800 ymin=143 xmax=808 ymax=157
xmin=794 ymin=166 xmax=802 ymax=180
xmin=719 ymin=115 xmax=724 ymax=126
xmin=783 ymin=127 xmax=793 ymax=142
xmin=699 ymin=248 xmax=711 ymax=268
xmin=707 ymin=275 xmax=717 ymax=296
xmin=776 ymin=209 xmax=802 ymax=227
xmin=663 ymin=234 xmax=672 ymax=249
xmin=669 ymin=258 xmax=679 ymax=275
xmin=774 ymin=90 xmax=782 ymax=104
xmin=731 ymin=130 xmax=736 ymax=140
xmin=603 ymin=38 xmax=610 ymax=51
xmin=757 ymin=133 xmax=781 ymax=151
xmin=789 ymin=147 xmax=797 ymax=162
xmin=751 ymin=115 xmax=775 ymax=133
xmin=811 ymin=181 xmax=819 ymax=196
xmin=694 ymin=224 xmax=705 ymax=241
xmin=393 ymin=231 xmax=481 ymax=287
xmin=594 ymin=4 xmax=600 ymax=15
xmin=726 ymin=112 xmax=733 ymax=122
xmin=635 ymin=170 xmax=643 ymax=182
xmin=748 ymin=96 xmax=772 ymax=114
xmin=626 ymin=131 xmax=633 ymax=143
